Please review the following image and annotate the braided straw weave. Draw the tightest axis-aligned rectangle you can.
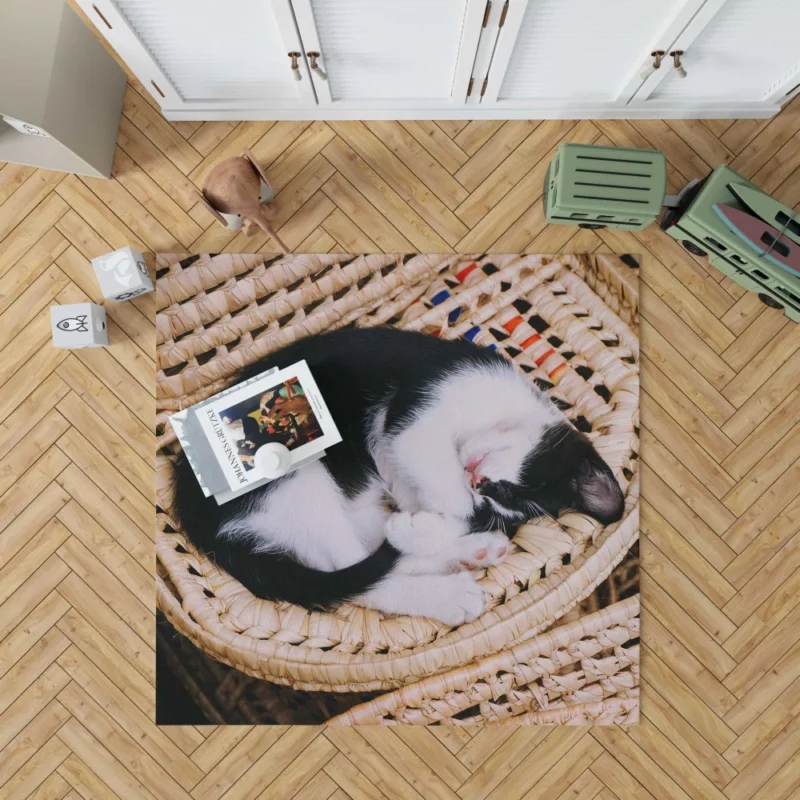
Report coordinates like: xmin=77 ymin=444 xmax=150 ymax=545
xmin=329 ymin=596 xmax=639 ymax=725
xmin=156 ymin=253 xmax=639 ymax=694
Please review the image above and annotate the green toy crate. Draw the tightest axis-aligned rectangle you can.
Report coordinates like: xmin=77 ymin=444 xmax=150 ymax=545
xmin=661 ymin=165 xmax=800 ymax=322
xmin=544 ymin=143 xmax=667 ymax=231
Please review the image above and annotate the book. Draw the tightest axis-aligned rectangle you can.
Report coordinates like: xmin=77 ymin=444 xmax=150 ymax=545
xmin=169 ymin=360 xmax=342 ymax=504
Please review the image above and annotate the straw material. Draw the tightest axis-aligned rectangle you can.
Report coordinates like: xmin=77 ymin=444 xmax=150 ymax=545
xmin=329 ymin=596 xmax=639 ymax=725
xmin=156 ymin=253 xmax=639 ymax=693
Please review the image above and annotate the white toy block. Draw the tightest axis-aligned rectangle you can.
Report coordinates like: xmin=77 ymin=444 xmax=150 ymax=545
xmin=51 ymin=303 xmax=108 ymax=349
xmin=91 ymin=246 xmax=154 ymax=301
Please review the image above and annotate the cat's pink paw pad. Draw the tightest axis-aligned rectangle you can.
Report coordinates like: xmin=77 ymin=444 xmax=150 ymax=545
xmin=458 ymin=533 xmax=509 ymax=570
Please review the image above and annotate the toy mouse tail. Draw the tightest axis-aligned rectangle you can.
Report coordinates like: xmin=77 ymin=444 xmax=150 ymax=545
xmin=253 ymin=213 xmax=290 ymax=255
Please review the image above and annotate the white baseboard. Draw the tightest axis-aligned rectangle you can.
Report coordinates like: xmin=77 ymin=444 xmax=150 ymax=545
xmin=162 ymin=104 xmax=780 ymax=122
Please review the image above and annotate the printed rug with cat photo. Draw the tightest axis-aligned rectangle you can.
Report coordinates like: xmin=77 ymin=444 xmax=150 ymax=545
xmin=155 ymin=253 xmax=640 ymax=726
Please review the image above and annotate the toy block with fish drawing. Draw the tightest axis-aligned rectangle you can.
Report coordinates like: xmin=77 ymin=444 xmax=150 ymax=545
xmin=91 ymin=246 xmax=154 ymax=301
xmin=50 ymin=302 xmax=108 ymax=348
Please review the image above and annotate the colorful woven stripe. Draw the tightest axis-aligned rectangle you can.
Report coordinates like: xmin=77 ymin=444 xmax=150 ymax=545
xmin=456 ymin=262 xmax=478 ymax=283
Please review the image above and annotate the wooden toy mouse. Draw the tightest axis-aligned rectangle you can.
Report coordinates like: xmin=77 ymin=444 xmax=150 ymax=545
xmin=196 ymin=149 xmax=289 ymax=253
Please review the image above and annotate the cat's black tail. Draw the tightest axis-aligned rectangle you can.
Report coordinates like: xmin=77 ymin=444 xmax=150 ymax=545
xmin=188 ymin=535 xmax=400 ymax=609
xmin=169 ymin=453 xmax=400 ymax=609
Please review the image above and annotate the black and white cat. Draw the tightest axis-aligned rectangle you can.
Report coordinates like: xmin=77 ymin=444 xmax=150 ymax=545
xmin=171 ymin=327 xmax=624 ymax=625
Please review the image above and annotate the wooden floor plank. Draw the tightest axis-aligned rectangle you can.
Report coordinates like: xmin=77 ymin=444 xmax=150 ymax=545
xmin=56 ymin=646 xmax=202 ymax=791
xmin=57 ymin=682 xmax=192 ymax=800
xmin=56 ymin=722 xmax=156 ymax=800
xmin=55 ymin=537 xmax=153 ymax=644
xmin=56 ymin=572 xmax=154 ymax=681
xmin=0 ymin=170 xmax=65 ymax=242
xmin=400 ymin=120 xmax=469 ymax=174
xmin=0 ymin=733 xmax=70 ymax=800
xmin=0 ymin=163 xmax=36 ymax=206
xmin=454 ymin=120 xmax=576 ymax=230
xmin=0 ymin=698 xmax=71 ymax=791
xmin=325 ymin=129 xmax=459 ymax=249
xmin=54 ymin=428 xmax=152 ymax=536
xmin=121 ymin=85 xmax=201 ymax=177
xmin=723 ymin=568 xmax=800 ymax=662
xmin=641 ymin=679 xmax=737 ymax=790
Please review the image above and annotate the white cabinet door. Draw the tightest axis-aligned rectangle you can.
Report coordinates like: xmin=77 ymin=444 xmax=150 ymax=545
xmin=290 ymin=0 xmax=486 ymax=108
xmin=633 ymin=0 xmax=800 ymax=108
xmin=76 ymin=0 xmax=316 ymax=112
xmin=480 ymin=0 xmax=705 ymax=111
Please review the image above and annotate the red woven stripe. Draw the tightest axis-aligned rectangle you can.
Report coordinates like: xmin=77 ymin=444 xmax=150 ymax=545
xmin=503 ymin=316 xmax=524 ymax=333
xmin=456 ymin=262 xmax=478 ymax=282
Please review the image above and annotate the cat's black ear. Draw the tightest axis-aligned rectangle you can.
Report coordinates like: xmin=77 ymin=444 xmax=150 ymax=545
xmin=572 ymin=455 xmax=624 ymax=524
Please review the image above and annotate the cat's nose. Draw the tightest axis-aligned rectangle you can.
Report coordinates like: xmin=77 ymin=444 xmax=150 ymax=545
xmin=470 ymin=473 xmax=487 ymax=489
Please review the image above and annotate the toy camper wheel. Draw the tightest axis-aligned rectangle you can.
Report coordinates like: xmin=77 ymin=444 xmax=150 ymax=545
xmin=578 ymin=223 xmax=606 ymax=230
xmin=758 ymin=293 xmax=784 ymax=310
xmin=682 ymin=240 xmax=707 ymax=257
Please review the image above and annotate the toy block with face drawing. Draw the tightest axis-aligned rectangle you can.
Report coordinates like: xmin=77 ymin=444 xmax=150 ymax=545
xmin=91 ymin=246 xmax=154 ymax=301
xmin=50 ymin=302 xmax=108 ymax=348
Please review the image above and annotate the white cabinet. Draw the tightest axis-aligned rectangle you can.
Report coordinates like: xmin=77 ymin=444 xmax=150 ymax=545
xmin=76 ymin=0 xmax=800 ymax=120
xmin=82 ymin=0 xmax=316 ymax=111
xmin=480 ymin=0 xmax=703 ymax=109
xmin=289 ymin=0 xmax=485 ymax=108
xmin=630 ymin=0 xmax=800 ymax=109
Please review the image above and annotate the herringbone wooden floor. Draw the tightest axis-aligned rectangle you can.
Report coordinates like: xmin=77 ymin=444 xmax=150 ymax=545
xmin=2 ymin=56 xmax=800 ymax=798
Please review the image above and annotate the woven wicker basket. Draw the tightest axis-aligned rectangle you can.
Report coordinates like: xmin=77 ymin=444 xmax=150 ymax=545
xmin=156 ymin=253 xmax=639 ymax=694
xmin=329 ymin=595 xmax=639 ymax=725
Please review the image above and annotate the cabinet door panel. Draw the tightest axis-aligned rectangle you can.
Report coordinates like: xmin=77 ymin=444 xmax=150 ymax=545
xmin=83 ymin=0 xmax=314 ymax=108
xmin=293 ymin=0 xmax=483 ymax=106
xmin=646 ymin=0 xmax=800 ymax=103
xmin=488 ymin=0 xmax=696 ymax=105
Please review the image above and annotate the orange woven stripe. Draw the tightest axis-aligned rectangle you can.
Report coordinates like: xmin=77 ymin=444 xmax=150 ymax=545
xmin=520 ymin=333 xmax=541 ymax=349
xmin=548 ymin=362 xmax=568 ymax=381
xmin=535 ymin=348 xmax=556 ymax=366
xmin=503 ymin=315 xmax=524 ymax=333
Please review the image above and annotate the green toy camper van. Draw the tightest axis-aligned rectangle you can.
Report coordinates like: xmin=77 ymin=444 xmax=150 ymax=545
xmin=660 ymin=165 xmax=800 ymax=322
xmin=543 ymin=143 xmax=800 ymax=322
xmin=544 ymin=143 xmax=667 ymax=231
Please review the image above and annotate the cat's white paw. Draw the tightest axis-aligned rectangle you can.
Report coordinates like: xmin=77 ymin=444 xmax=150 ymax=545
xmin=456 ymin=532 xmax=510 ymax=571
xmin=426 ymin=572 xmax=486 ymax=626
xmin=355 ymin=572 xmax=485 ymax=624
xmin=385 ymin=511 xmax=467 ymax=556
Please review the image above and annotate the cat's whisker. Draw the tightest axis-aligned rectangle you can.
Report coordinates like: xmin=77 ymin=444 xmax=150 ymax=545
xmin=528 ymin=500 xmax=558 ymax=525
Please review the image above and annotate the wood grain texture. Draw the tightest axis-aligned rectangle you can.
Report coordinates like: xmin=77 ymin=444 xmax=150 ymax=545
xmin=1 ymin=18 xmax=799 ymax=795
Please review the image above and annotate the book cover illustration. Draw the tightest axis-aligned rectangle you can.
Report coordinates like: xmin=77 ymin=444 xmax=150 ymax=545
xmin=170 ymin=360 xmax=341 ymax=503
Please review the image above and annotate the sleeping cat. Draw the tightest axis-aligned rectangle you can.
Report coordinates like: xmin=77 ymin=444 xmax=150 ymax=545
xmin=171 ymin=327 xmax=624 ymax=625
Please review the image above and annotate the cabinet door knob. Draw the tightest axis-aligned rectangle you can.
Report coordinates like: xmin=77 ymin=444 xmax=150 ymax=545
xmin=670 ymin=50 xmax=687 ymax=79
xmin=640 ymin=50 xmax=665 ymax=81
xmin=307 ymin=51 xmax=327 ymax=81
xmin=288 ymin=52 xmax=302 ymax=81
